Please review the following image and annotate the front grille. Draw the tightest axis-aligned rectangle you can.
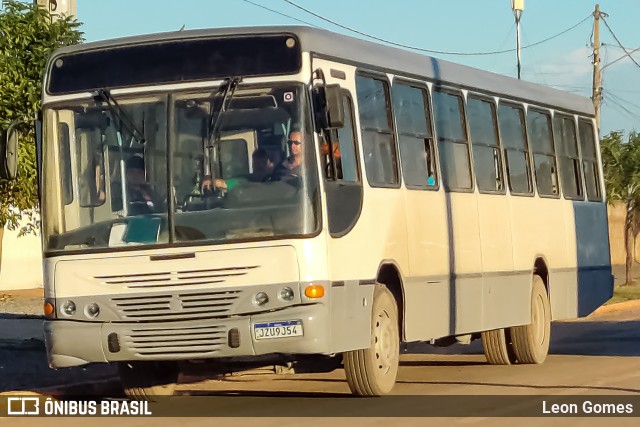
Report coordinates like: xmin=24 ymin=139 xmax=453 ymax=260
xmin=111 ymin=289 xmax=242 ymax=321
xmin=123 ymin=324 xmax=226 ymax=357
xmin=95 ymin=266 xmax=259 ymax=289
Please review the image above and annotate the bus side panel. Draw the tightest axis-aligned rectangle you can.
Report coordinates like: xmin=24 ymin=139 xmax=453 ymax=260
xmin=573 ymin=201 xmax=613 ymax=316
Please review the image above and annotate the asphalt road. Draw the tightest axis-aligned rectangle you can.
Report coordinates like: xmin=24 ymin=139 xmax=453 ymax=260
xmin=2 ymin=305 xmax=640 ymax=426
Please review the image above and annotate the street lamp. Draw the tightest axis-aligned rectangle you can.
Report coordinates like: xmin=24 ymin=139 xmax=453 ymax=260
xmin=511 ymin=0 xmax=525 ymax=80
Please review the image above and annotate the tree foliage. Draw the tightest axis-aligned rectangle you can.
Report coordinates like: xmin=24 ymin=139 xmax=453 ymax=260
xmin=0 ymin=0 xmax=82 ymax=234
xmin=600 ymin=130 xmax=640 ymax=284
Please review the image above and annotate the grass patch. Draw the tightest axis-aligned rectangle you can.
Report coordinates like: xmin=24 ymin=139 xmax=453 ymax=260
xmin=605 ymin=281 xmax=640 ymax=305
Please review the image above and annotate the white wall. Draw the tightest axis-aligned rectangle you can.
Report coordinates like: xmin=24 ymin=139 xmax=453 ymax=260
xmin=0 ymin=222 xmax=43 ymax=291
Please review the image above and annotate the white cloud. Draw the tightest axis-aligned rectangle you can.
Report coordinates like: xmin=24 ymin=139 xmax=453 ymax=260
xmin=522 ymin=47 xmax=593 ymax=89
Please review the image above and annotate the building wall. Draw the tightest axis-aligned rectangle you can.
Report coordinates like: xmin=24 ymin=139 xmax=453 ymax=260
xmin=607 ymin=202 xmax=640 ymax=266
xmin=0 ymin=221 xmax=43 ymax=291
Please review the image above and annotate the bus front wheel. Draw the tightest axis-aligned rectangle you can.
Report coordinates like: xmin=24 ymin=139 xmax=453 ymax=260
xmin=344 ymin=285 xmax=400 ymax=396
xmin=118 ymin=361 xmax=179 ymax=401
xmin=510 ymin=275 xmax=551 ymax=364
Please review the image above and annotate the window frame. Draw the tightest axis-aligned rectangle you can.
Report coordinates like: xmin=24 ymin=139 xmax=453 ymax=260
xmin=553 ymin=112 xmax=584 ymax=201
xmin=323 ymin=90 xmax=362 ymax=184
xmin=392 ymin=77 xmax=439 ymax=191
xmin=498 ymin=100 xmax=534 ymax=197
xmin=577 ymin=117 xmax=602 ymax=202
xmin=355 ymin=70 xmax=401 ymax=189
xmin=527 ymin=106 xmax=561 ymax=199
xmin=432 ymin=85 xmax=475 ymax=193
xmin=466 ymin=92 xmax=506 ymax=195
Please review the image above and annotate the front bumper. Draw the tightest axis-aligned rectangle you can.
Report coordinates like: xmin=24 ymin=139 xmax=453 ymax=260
xmin=44 ymin=303 xmax=330 ymax=368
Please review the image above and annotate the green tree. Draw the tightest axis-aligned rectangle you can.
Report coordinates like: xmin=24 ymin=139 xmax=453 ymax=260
xmin=600 ymin=130 xmax=640 ymax=285
xmin=0 ymin=1 xmax=82 ymax=266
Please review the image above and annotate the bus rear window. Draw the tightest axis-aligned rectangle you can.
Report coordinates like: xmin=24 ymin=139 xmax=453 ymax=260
xmin=48 ymin=34 xmax=302 ymax=95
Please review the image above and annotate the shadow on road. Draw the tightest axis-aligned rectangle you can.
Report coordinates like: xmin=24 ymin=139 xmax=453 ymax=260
xmin=404 ymin=320 xmax=640 ymax=357
xmin=394 ymin=380 xmax=640 ymax=394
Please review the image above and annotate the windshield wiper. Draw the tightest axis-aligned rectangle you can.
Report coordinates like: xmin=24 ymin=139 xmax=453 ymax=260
xmin=207 ymin=77 xmax=242 ymax=148
xmin=205 ymin=76 xmax=242 ymax=181
xmin=93 ymin=89 xmax=148 ymax=217
xmin=93 ymin=89 xmax=146 ymax=144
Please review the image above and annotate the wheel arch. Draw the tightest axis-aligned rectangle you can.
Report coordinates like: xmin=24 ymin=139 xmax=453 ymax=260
xmin=375 ymin=260 xmax=406 ymax=341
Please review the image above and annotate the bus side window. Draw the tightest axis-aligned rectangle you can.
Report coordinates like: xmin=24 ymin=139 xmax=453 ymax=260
xmin=578 ymin=118 xmax=601 ymax=202
xmin=498 ymin=103 xmax=533 ymax=195
xmin=554 ymin=114 xmax=583 ymax=200
xmin=528 ymin=109 xmax=558 ymax=197
xmin=467 ymin=96 xmax=503 ymax=193
xmin=392 ymin=82 xmax=437 ymax=189
xmin=323 ymin=95 xmax=359 ymax=182
xmin=355 ymin=74 xmax=399 ymax=187
xmin=432 ymin=89 xmax=472 ymax=191
xmin=58 ymin=123 xmax=73 ymax=205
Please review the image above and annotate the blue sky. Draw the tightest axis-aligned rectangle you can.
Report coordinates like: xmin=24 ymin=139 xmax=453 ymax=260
xmin=75 ymin=0 xmax=640 ymax=136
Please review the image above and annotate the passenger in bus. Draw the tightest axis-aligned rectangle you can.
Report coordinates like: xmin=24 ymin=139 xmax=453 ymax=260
xmin=112 ymin=155 xmax=161 ymax=214
xmin=200 ymin=147 xmax=276 ymax=193
xmin=247 ymin=147 xmax=275 ymax=182
xmin=271 ymin=130 xmax=304 ymax=180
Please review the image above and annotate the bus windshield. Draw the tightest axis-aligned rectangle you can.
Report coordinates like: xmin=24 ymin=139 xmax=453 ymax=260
xmin=42 ymin=83 xmax=320 ymax=253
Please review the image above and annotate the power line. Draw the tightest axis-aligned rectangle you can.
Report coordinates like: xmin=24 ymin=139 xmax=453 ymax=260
xmin=605 ymin=90 xmax=640 ymax=113
xmin=602 ymin=45 xmax=640 ymax=71
xmin=603 ymin=97 xmax=640 ymax=120
xmin=281 ymin=0 xmax=591 ymax=57
xmin=240 ymin=0 xmax=320 ymax=28
xmin=600 ymin=16 xmax=640 ymax=70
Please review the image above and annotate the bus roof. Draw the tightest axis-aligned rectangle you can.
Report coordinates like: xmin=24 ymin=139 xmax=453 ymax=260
xmin=51 ymin=26 xmax=594 ymax=116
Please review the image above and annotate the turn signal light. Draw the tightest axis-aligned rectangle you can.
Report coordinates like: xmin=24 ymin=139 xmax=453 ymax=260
xmin=304 ymin=285 xmax=325 ymax=299
xmin=43 ymin=302 xmax=55 ymax=317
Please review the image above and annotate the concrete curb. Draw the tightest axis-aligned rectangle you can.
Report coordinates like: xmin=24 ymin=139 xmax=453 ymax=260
xmin=591 ymin=299 xmax=640 ymax=316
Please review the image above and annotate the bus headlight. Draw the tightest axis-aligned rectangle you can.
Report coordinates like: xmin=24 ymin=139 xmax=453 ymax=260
xmin=85 ymin=303 xmax=100 ymax=318
xmin=61 ymin=300 xmax=76 ymax=316
xmin=254 ymin=292 xmax=269 ymax=306
xmin=279 ymin=287 xmax=294 ymax=301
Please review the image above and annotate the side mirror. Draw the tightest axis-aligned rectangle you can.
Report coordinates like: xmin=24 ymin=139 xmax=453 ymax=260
xmin=324 ymin=84 xmax=345 ymax=129
xmin=0 ymin=125 xmax=19 ymax=180
xmin=313 ymin=84 xmax=345 ymax=131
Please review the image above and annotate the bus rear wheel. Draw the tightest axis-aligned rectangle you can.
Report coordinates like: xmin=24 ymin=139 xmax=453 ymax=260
xmin=118 ymin=361 xmax=179 ymax=401
xmin=510 ymin=275 xmax=551 ymax=364
xmin=481 ymin=328 xmax=516 ymax=365
xmin=344 ymin=285 xmax=399 ymax=396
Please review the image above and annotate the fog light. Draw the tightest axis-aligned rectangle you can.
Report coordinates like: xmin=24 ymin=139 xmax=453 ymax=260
xmin=279 ymin=287 xmax=295 ymax=301
xmin=254 ymin=292 xmax=269 ymax=306
xmin=61 ymin=300 xmax=76 ymax=316
xmin=85 ymin=303 xmax=100 ymax=318
xmin=305 ymin=285 xmax=325 ymax=299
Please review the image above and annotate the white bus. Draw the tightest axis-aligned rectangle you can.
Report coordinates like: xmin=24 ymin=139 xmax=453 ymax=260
xmin=28 ymin=26 xmax=612 ymax=398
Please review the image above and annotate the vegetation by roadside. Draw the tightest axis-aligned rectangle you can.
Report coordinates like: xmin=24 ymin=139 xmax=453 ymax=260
xmin=605 ymin=282 xmax=640 ymax=305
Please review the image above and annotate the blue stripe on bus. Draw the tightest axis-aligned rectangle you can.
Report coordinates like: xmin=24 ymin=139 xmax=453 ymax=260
xmin=573 ymin=201 xmax=614 ymax=316
xmin=254 ymin=320 xmax=302 ymax=328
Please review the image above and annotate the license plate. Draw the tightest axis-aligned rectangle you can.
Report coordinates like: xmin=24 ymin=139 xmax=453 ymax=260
xmin=253 ymin=320 xmax=303 ymax=340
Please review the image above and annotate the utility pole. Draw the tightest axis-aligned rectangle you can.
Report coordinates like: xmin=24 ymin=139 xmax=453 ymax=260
xmin=511 ymin=0 xmax=525 ymax=79
xmin=592 ymin=4 xmax=602 ymax=131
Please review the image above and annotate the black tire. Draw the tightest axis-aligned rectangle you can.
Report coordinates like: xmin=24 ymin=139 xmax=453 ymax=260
xmin=118 ymin=361 xmax=179 ymax=401
xmin=481 ymin=328 xmax=516 ymax=365
xmin=344 ymin=285 xmax=400 ymax=396
xmin=510 ymin=275 xmax=551 ymax=364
